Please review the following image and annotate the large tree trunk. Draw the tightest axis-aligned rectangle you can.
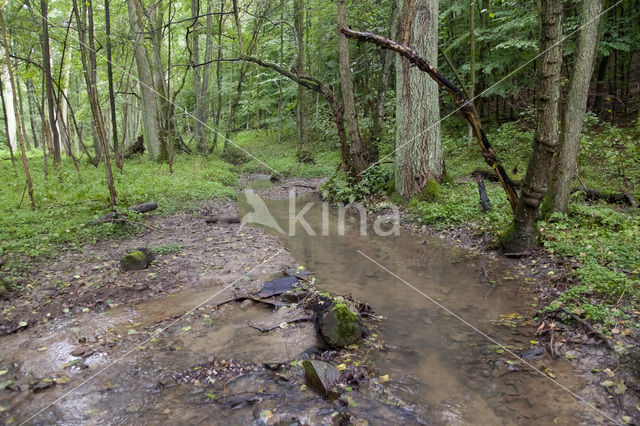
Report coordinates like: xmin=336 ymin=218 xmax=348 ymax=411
xmin=74 ymin=0 xmax=117 ymax=208
xmin=127 ymin=0 xmax=166 ymax=161
xmin=395 ymin=0 xmax=443 ymax=198
xmin=337 ymin=0 xmax=369 ymax=175
xmin=0 ymin=8 xmax=35 ymax=209
xmin=504 ymin=0 xmax=563 ymax=252
xmin=40 ymin=0 xmax=62 ymax=167
xmin=546 ymin=0 xmax=602 ymax=215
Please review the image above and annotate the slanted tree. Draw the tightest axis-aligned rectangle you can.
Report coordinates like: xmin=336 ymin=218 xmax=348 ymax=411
xmin=395 ymin=0 xmax=443 ymax=198
xmin=503 ymin=0 xmax=563 ymax=252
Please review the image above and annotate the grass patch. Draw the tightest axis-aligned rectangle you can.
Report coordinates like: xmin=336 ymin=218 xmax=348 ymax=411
xmin=0 ymin=153 xmax=236 ymax=264
xmin=232 ymin=129 xmax=340 ymax=178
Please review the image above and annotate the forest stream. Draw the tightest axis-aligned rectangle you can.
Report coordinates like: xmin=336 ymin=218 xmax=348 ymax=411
xmin=0 ymin=178 xmax=606 ymax=425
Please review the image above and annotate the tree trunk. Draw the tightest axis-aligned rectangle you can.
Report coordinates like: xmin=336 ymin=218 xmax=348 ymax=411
xmin=74 ymin=0 xmax=117 ymax=208
xmin=40 ymin=0 xmax=62 ymax=167
xmin=15 ymin=74 xmax=30 ymax=150
xmin=127 ymin=0 xmax=166 ymax=161
xmin=371 ymin=0 xmax=397 ymax=145
xmin=294 ymin=0 xmax=310 ymax=159
xmin=504 ymin=0 xmax=562 ymax=252
xmin=191 ymin=0 xmax=206 ymax=152
xmin=337 ymin=0 xmax=369 ymax=175
xmin=0 ymin=8 xmax=35 ymax=208
xmin=105 ymin=0 xmax=122 ymax=171
xmin=468 ymin=0 xmax=476 ymax=140
xmin=395 ymin=0 xmax=443 ymax=198
xmin=0 ymin=78 xmax=15 ymax=165
xmin=0 ymin=48 xmax=16 ymax=153
xmin=25 ymin=79 xmax=40 ymax=149
xmin=213 ymin=0 xmax=224 ymax=149
xmin=546 ymin=0 xmax=602 ymax=215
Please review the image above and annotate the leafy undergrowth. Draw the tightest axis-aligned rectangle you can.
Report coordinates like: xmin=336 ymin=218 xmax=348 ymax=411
xmin=231 ymin=129 xmax=340 ymax=178
xmin=0 ymin=153 xmax=236 ymax=266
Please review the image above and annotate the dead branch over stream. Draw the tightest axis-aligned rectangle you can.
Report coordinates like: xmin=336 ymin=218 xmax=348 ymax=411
xmin=339 ymin=27 xmax=519 ymax=213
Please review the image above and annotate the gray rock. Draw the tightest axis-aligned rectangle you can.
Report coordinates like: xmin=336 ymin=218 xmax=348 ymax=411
xmin=303 ymin=360 xmax=340 ymax=399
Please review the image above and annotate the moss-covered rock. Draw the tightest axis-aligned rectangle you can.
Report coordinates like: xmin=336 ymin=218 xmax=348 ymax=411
xmin=120 ymin=248 xmax=154 ymax=271
xmin=315 ymin=302 xmax=362 ymax=348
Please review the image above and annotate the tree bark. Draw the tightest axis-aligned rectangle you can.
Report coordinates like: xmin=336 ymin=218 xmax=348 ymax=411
xmin=337 ymin=0 xmax=369 ymax=175
xmin=191 ymin=0 xmax=206 ymax=152
xmin=0 ymin=8 xmax=35 ymax=209
xmin=105 ymin=0 xmax=122 ymax=171
xmin=25 ymin=78 xmax=40 ymax=149
xmin=127 ymin=0 xmax=166 ymax=161
xmin=15 ymin=73 xmax=30 ymax=150
xmin=504 ymin=0 xmax=563 ymax=252
xmin=0 ymin=47 xmax=16 ymax=153
xmin=546 ymin=0 xmax=602 ymax=215
xmin=339 ymin=28 xmax=519 ymax=211
xmin=394 ymin=0 xmax=443 ymax=198
xmin=73 ymin=0 xmax=117 ymax=208
xmin=0 ymin=77 xmax=15 ymax=165
xmin=213 ymin=0 xmax=224 ymax=149
xmin=40 ymin=0 xmax=62 ymax=167
xmin=294 ymin=0 xmax=310 ymax=160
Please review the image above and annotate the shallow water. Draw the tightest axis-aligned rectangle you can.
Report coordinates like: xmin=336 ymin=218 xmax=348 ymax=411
xmin=0 ymin=186 xmax=598 ymax=424
xmin=237 ymin=188 xmax=595 ymax=425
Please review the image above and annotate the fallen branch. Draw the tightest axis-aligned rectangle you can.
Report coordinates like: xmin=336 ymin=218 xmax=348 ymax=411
xmin=573 ymin=187 xmax=637 ymax=206
xmin=340 ymin=27 xmax=519 ymax=213
xmin=128 ymin=202 xmax=158 ymax=213
xmin=552 ymin=308 xmax=614 ymax=350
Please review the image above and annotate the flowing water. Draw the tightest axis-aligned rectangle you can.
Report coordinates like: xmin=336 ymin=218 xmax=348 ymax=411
xmin=236 ymin=186 xmax=594 ymax=425
xmin=0 ymin=183 xmax=598 ymax=424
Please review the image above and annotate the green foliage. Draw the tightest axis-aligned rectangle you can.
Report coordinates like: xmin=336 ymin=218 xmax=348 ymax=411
xmin=153 ymin=243 xmax=183 ymax=255
xmin=233 ymin=130 xmax=339 ymax=178
xmin=0 ymin=154 xmax=235 ymax=263
xmin=321 ymin=164 xmax=393 ymax=204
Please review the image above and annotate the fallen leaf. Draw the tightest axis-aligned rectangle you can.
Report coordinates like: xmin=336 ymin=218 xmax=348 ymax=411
xmin=206 ymin=393 xmax=216 ymax=400
xmin=127 ymin=329 xmax=138 ymax=335
xmin=336 ymin=363 xmax=347 ymax=371
xmin=622 ymin=416 xmax=631 ymax=424
xmin=0 ymin=370 xmax=7 ymax=376
xmin=54 ymin=376 xmax=69 ymax=384
xmin=127 ymin=404 xmax=139 ymax=413
xmin=379 ymin=374 xmax=389 ymax=383
xmin=37 ymin=347 xmax=47 ymax=351
xmin=181 ymin=326 xmax=191 ymax=332
xmin=18 ymin=321 xmax=27 ymax=328
xmin=162 ymin=408 xmax=171 ymax=414
xmin=278 ymin=322 xmax=288 ymax=329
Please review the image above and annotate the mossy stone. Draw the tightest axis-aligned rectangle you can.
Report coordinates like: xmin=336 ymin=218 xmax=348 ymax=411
xmin=120 ymin=249 xmax=152 ymax=271
xmin=316 ymin=302 xmax=362 ymax=348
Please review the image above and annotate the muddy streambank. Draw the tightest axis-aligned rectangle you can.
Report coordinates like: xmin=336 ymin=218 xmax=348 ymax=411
xmin=0 ymin=177 xmax=421 ymax=424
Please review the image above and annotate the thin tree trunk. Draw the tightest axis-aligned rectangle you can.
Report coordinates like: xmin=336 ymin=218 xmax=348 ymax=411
xmin=394 ymin=0 xmax=443 ymax=198
xmin=0 ymin=8 xmax=35 ymax=208
xmin=213 ymin=0 xmax=224 ymax=149
xmin=547 ymin=0 xmax=602 ymax=214
xmin=504 ymin=0 xmax=563 ymax=252
xmin=15 ymin=74 xmax=30 ymax=150
xmin=105 ymin=0 xmax=122 ymax=171
xmin=73 ymin=0 xmax=117 ymax=208
xmin=40 ymin=0 xmax=62 ymax=168
xmin=25 ymin=78 xmax=40 ymax=149
xmin=337 ymin=0 xmax=369 ymax=175
xmin=0 ymin=49 xmax=16 ymax=153
xmin=294 ymin=0 xmax=310 ymax=159
xmin=0 ymin=78 xmax=15 ymax=166
xmin=277 ymin=0 xmax=284 ymax=144
xmin=191 ymin=0 xmax=206 ymax=152
xmin=468 ymin=0 xmax=476 ymax=140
